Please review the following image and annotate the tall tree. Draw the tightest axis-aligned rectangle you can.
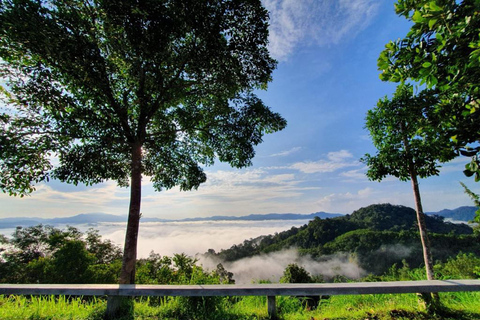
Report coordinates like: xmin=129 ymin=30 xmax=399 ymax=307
xmin=378 ymin=0 xmax=480 ymax=182
xmin=0 ymin=0 xmax=286 ymax=295
xmin=361 ymin=84 xmax=455 ymax=283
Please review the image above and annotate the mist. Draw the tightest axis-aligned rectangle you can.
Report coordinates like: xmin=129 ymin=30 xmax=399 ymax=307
xmin=0 ymin=219 xmax=309 ymax=258
xmin=199 ymin=248 xmax=366 ymax=284
xmin=0 ymin=220 xmax=417 ymax=284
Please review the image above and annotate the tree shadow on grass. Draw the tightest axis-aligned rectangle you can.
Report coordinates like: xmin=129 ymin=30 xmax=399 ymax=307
xmin=103 ymin=296 xmax=134 ymax=320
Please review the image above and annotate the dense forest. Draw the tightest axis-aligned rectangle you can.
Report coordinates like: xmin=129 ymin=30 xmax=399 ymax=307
xmin=204 ymin=204 xmax=478 ymax=276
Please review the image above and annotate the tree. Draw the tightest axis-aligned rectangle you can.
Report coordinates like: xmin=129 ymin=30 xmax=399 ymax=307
xmin=378 ymin=0 xmax=480 ymax=182
xmin=280 ymin=263 xmax=312 ymax=284
xmin=361 ymin=84 xmax=455 ymax=286
xmin=0 ymin=0 xmax=285 ymax=293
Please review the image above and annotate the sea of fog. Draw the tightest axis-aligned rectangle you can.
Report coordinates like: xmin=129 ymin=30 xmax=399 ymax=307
xmin=0 ymin=219 xmax=366 ymax=283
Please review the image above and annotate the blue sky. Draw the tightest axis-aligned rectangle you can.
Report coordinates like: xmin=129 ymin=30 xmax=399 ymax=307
xmin=1 ymin=0 xmax=479 ymax=220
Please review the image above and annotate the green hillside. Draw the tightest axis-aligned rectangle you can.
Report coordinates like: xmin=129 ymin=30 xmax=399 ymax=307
xmin=207 ymin=204 xmax=478 ymax=275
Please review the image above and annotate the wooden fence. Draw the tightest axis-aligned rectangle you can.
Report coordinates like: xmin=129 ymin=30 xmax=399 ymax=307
xmin=1 ymin=280 xmax=480 ymax=319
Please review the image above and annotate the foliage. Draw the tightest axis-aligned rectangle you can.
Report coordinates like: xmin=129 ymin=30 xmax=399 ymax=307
xmin=362 ymin=84 xmax=455 ymax=182
xmin=379 ymin=0 xmax=480 ymax=180
xmin=0 ymin=225 xmax=122 ymax=284
xmin=435 ymin=252 xmax=480 ymax=279
xmin=0 ymin=0 xmax=285 ymax=195
xmin=280 ymin=263 xmax=313 ymax=284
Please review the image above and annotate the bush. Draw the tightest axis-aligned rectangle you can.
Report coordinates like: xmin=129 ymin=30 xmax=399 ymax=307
xmin=436 ymin=253 xmax=480 ymax=279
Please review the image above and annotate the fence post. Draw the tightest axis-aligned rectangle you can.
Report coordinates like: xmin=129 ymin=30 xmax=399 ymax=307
xmin=267 ymin=295 xmax=277 ymax=319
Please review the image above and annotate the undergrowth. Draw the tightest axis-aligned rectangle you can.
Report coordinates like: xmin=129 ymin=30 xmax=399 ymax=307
xmin=2 ymin=292 xmax=480 ymax=320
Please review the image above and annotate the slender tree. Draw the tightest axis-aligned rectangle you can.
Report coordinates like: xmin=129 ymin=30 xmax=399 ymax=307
xmin=0 ymin=0 xmax=286 ymax=298
xmin=362 ymin=84 xmax=455 ymax=283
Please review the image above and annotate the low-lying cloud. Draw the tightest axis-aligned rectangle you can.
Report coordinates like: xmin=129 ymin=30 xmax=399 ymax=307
xmin=91 ymin=220 xmax=311 ymax=259
xmin=199 ymin=248 xmax=366 ymax=284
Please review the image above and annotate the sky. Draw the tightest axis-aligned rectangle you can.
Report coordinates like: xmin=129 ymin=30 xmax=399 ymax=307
xmin=1 ymin=0 xmax=479 ymax=220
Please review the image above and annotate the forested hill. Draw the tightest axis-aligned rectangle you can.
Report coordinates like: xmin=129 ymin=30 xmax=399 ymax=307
xmin=206 ymin=204 xmax=477 ymax=274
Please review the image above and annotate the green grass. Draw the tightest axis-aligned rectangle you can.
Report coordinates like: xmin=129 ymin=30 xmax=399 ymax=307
xmin=1 ymin=292 xmax=480 ymax=320
xmin=0 ymin=295 xmax=105 ymax=320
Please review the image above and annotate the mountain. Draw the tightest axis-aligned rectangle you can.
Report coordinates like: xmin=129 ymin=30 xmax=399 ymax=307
xmin=0 ymin=211 xmax=341 ymax=229
xmin=181 ymin=212 xmax=342 ymax=221
xmin=426 ymin=206 xmax=478 ymax=222
xmin=1 ymin=205 xmax=475 ymax=229
xmin=207 ymin=204 xmax=476 ymax=275
xmin=0 ymin=212 xmax=170 ymax=229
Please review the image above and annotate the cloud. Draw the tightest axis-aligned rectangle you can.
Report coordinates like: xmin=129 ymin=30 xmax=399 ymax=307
xmin=263 ymin=0 xmax=380 ymax=60
xmin=199 ymin=249 xmax=366 ymax=284
xmin=290 ymin=150 xmax=359 ymax=173
xmin=95 ymin=220 xmax=310 ymax=260
xmin=315 ymin=187 xmax=377 ymax=212
xmin=269 ymin=147 xmax=302 ymax=157
xmin=340 ymin=168 xmax=368 ymax=181
xmin=0 ymin=180 xmax=130 ymax=218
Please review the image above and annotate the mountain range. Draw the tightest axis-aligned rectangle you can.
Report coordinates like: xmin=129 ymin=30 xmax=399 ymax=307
xmin=0 ymin=205 xmax=476 ymax=229
xmin=0 ymin=211 xmax=342 ymax=229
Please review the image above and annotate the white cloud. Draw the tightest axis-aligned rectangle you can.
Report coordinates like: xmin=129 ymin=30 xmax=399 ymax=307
xmin=269 ymin=147 xmax=302 ymax=157
xmin=327 ymin=150 xmax=354 ymax=162
xmin=0 ymin=181 xmax=130 ymax=218
xmin=290 ymin=150 xmax=359 ymax=173
xmin=264 ymin=0 xmax=380 ymax=60
xmin=139 ymin=168 xmax=316 ymax=218
xmin=340 ymin=168 xmax=368 ymax=181
xmin=315 ymin=187 xmax=378 ymax=212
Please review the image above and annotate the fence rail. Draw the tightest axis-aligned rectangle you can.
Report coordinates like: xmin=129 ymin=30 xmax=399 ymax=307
xmin=2 ymin=280 xmax=480 ymax=318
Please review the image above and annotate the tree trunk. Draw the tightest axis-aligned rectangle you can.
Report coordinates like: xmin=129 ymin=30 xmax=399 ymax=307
xmin=106 ymin=142 xmax=142 ymax=318
xmin=401 ymin=125 xmax=440 ymax=312
xmin=118 ymin=142 xmax=143 ymax=284
xmin=410 ymin=170 xmax=440 ymax=312
xmin=400 ymin=123 xmax=435 ymax=281
xmin=409 ymin=173 xmax=435 ymax=280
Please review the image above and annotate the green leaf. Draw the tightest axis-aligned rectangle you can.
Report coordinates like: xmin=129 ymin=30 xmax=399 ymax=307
xmin=428 ymin=19 xmax=437 ymax=29
xmin=429 ymin=1 xmax=442 ymax=11
xmin=412 ymin=10 xmax=424 ymax=23
xmin=422 ymin=62 xmax=432 ymax=68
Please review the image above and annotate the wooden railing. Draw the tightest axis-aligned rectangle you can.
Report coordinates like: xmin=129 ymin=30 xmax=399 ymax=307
xmin=2 ymin=280 xmax=480 ymax=319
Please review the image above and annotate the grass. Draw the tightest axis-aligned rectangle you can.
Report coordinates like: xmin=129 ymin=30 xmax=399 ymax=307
xmin=0 ymin=295 xmax=105 ymax=320
xmin=1 ymin=292 xmax=480 ymax=320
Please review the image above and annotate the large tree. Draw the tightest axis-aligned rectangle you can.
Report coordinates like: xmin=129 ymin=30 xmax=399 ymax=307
xmin=362 ymin=84 xmax=455 ymax=285
xmin=0 ymin=0 xmax=286 ymax=295
xmin=378 ymin=0 xmax=480 ymax=181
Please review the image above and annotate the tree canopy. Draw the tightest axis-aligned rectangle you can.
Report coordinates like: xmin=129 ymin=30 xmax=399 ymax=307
xmin=378 ymin=0 xmax=480 ymax=180
xmin=0 ymin=0 xmax=285 ymax=196
xmin=361 ymin=84 xmax=455 ymax=182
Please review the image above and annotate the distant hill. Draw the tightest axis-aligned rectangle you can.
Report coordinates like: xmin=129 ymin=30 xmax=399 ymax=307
xmin=0 ymin=211 xmax=341 ymax=229
xmin=181 ymin=212 xmax=342 ymax=222
xmin=0 ymin=213 xmax=164 ymax=229
xmin=1 ymin=205 xmax=475 ymax=229
xmin=426 ymin=206 xmax=477 ymax=222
